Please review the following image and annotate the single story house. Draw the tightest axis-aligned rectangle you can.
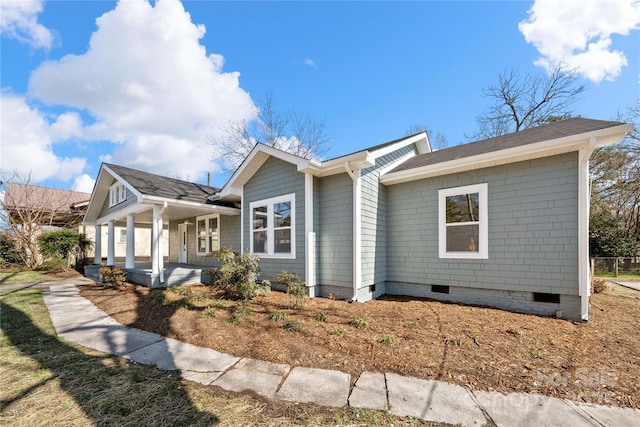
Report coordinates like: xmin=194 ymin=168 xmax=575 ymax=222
xmin=82 ymin=118 xmax=633 ymax=321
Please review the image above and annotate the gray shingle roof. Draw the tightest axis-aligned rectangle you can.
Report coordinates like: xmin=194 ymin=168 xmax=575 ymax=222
xmin=391 ymin=118 xmax=626 ymax=173
xmin=104 ymin=163 xmax=233 ymax=206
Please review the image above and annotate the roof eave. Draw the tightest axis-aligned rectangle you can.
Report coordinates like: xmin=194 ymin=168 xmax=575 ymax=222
xmin=380 ymin=123 xmax=633 ymax=186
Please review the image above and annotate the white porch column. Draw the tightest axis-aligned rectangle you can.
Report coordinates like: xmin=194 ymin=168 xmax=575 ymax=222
xmin=94 ymin=225 xmax=102 ymax=264
xmin=151 ymin=203 xmax=168 ymax=283
xmin=125 ymin=214 xmax=135 ymax=269
xmin=107 ymin=220 xmax=115 ymax=266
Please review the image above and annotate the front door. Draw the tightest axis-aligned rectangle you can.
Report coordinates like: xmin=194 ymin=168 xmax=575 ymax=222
xmin=178 ymin=223 xmax=187 ymax=263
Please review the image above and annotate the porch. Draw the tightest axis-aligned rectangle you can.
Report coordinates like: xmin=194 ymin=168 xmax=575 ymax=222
xmin=85 ymin=263 xmax=218 ymax=288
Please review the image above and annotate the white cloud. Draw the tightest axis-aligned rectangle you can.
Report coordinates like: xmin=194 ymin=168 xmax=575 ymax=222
xmin=28 ymin=0 xmax=256 ymax=181
xmin=0 ymin=92 xmax=86 ymax=182
xmin=304 ymin=58 xmax=318 ymax=68
xmin=519 ymin=0 xmax=640 ymax=83
xmin=0 ymin=0 xmax=54 ymax=49
xmin=72 ymin=174 xmax=96 ymax=194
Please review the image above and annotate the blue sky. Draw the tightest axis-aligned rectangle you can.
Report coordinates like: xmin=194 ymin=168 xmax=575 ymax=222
xmin=1 ymin=0 xmax=639 ymax=192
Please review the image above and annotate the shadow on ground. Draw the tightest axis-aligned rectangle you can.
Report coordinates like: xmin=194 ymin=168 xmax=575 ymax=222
xmin=0 ymin=290 xmax=219 ymax=426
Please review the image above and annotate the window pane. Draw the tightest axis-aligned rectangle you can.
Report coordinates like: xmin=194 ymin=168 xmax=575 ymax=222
xmin=274 ymin=202 xmax=291 ymax=227
xmin=197 ymin=219 xmax=206 ymax=252
xmin=208 ymin=217 xmax=219 ymax=251
xmin=446 ymin=193 xmax=479 ymax=223
xmin=253 ymin=206 xmax=268 ymax=229
xmin=274 ymin=229 xmax=291 ymax=253
xmin=253 ymin=230 xmax=267 ymax=253
xmin=446 ymin=224 xmax=480 ymax=252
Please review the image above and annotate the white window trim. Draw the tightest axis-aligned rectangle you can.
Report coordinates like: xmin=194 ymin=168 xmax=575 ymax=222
xmin=438 ymin=183 xmax=488 ymax=259
xmin=117 ymin=228 xmax=127 ymax=244
xmin=249 ymin=193 xmax=296 ymax=259
xmin=109 ymin=182 xmax=127 ymax=207
xmin=196 ymin=213 xmax=221 ymax=256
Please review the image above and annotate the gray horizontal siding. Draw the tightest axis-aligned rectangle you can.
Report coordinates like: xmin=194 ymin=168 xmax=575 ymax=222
xmin=386 ymin=152 xmax=580 ymax=302
xmin=243 ymin=157 xmax=305 ymax=282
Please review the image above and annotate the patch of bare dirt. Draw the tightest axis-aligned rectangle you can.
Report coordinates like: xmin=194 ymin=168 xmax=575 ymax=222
xmin=79 ymin=281 xmax=640 ymax=408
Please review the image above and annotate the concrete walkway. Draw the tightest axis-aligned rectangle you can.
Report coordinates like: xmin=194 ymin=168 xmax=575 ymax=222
xmin=41 ymin=283 xmax=639 ymax=427
xmin=610 ymin=280 xmax=640 ymax=292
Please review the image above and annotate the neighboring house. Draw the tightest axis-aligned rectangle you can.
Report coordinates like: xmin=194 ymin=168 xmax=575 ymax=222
xmin=82 ymin=118 xmax=633 ymax=321
xmin=2 ymin=183 xmax=159 ymax=263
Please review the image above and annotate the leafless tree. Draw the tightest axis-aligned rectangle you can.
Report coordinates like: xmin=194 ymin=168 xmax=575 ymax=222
xmin=212 ymin=93 xmax=331 ymax=171
xmin=471 ymin=64 xmax=586 ymax=139
xmin=1 ymin=173 xmax=88 ymax=267
xmin=590 ymin=102 xmax=640 ymax=254
xmin=406 ymin=124 xmax=450 ymax=150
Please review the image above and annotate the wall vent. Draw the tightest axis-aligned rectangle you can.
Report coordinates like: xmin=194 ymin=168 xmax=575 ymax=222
xmin=533 ymin=292 xmax=560 ymax=304
xmin=431 ymin=285 xmax=450 ymax=294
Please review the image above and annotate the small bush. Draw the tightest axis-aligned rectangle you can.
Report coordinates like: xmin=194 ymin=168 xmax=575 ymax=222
xmin=170 ymin=286 xmax=192 ymax=296
xmin=144 ymin=291 xmax=166 ymax=307
xmin=276 ymin=270 xmax=307 ymax=308
xmin=404 ymin=321 xmax=420 ymax=329
xmin=331 ymin=327 xmax=349 ymax=338
xmin=593 ymin=278 xmax=607 ymax=294
xmin=38 ymin=257 xmax=67 ymax=273
xmin=200 ymin=306 xmax=218 ymax=318
xmin=234 ymin=304 xmax=251 ymax=316
xmin=314 ymin=311 xmax=328 ymax=322
xmin=379 ymin=334 xmax=395 ymax=345
xmin=0 ymin=234 xmax=21 ymax=267
xmin=228 ymin=314 xmax=244 ymax=325
xmin=210 ymin=299 xmax=226 ymax=308
xmin=444 ymin=337 xmax=466 ymax=346
xmin=99 ymin=265 xmax=128 ymax=287
xmin=205 ymin=248 xmax=268 ymax=300
xmin=177 ymin=298 xmax=196 ymax=310
xmin=283 ymin=320 xmax=302 ymax=330
xmin=269 ymin=311 xmax=287 ymax=322
xmin=350 ymin=315 xmax=370 ymax=329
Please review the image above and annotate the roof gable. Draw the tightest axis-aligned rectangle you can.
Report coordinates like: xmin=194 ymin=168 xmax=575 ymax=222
xmin=381 ymin=118 xmax=633 ymax=185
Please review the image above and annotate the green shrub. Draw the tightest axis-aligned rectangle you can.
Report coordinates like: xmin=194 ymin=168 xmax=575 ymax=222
xmin=379 ymin=334 xmax=395 ymax=345
xmin=37 ymin=229 xmax=92 ymax=268
xmin=200 ymin=306 xmax=218 ymax=318
xmin=99 ymin=265 xmax=128 ymax=287
xmin=314 ymin=311 xmax=328 ymax=322
xmin=269 ymin=311 xmax=287 ymax=322
xmin=276 ymin=270 xmax=307 ymax=308
xmin=38 ymin=257 xmax=67 ymax=273
xmin=350 ymin=315 xmax=370 ymax=328
xmin=0 ymin=234 xmax=21 ymax=267
xmin=283 ymin=320 xmax=302 ymax=330
xmin=144 ymin=290 xmax=166 ymax=306
xmin=205 ymin=248 xmax=268 ymax=300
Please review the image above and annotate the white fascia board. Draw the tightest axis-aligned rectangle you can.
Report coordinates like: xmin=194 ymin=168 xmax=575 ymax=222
xmin=103 ymin=164 xmax=143 ymax=200
xmin=141 ymin=195 xmax=241 ymax=215
xmin=220 ymin=145 xmax=312 ymax=197
xmin=380 ymin=124 xmax=633 ymax=186
xmin=94 ymin=203 xmax=154 ymax=225
xmin=308 ymin=151 xmax=375 ymax=177
xmin=84 ymin=165 xmax=136 ymax=223
xmin=369 ymin=132 xmax=430 ymax=159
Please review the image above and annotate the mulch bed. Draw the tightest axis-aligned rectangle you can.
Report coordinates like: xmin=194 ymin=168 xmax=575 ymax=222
xmin=79 ymin=282 xmax=640 ymax=408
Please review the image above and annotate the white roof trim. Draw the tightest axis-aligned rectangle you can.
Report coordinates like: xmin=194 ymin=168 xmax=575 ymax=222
xmin=218 ymin=133 xmax=433 ymax=197
xmin=380 ymin=124 xmax=632 ymax=186
xmin=102 ymin=164 xmax=143 ymax=200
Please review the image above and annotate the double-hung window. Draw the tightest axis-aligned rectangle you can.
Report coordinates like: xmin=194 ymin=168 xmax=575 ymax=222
xmin=438 ymin=183 xmax=488 ymax=259
xmin=196 ymin=214 xmax=220 ymax=255
xmin=109 ymin=182 xmax=127 ymax=207
xmin=250 ymin=194 xmax=295 ymax=258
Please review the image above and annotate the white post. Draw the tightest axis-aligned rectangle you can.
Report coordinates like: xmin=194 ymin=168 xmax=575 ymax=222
xmin=125 ymin=214 xmax=135 ymax=269
xmin=151 ymin=208 xmax=160 ymax=275
xmin=107 ymin=220 xmax=115 ymax=266
xmin=305 ymin=173 xmax=316 ymax=296
xmin=94 ymin=225 xmax=102 ymax=264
